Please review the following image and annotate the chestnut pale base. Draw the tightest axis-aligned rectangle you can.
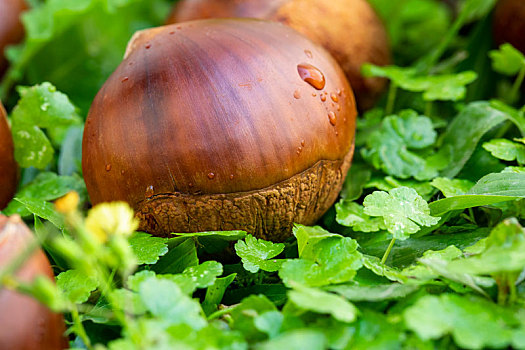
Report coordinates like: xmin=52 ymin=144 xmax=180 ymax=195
xmin=135 ymin=150 xmax=353 ymax=241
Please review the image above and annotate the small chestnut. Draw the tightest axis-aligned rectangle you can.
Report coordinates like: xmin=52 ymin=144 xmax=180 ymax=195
xmin=0 ymin=0 xmax=27 ymax=75
xmin=166 ymin=0 xmax=391 ymax=109
xmin=0 ymin=215 xmax=67 ymax=349
xmin=493 ymin=0 xmax=525 ymax=53
xmin=0 ymin=101 xmax=17 ymax=209
xmin=82 ymin=19 xmax=357 ymax=241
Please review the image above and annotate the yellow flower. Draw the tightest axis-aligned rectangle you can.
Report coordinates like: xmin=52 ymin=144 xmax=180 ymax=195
xmin=85 ymin=202 xmax=138 ymax=243
xmin=55 ymin=191 xmax=80 ymax=214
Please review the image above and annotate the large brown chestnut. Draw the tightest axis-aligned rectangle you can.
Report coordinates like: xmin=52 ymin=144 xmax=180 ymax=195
xmin=82 ymin=19 xmax=357 ymax=241
xmin=493 ymin=0 xmax=525 ymax=53
xmin=166 ymin=0 xmax=391 ymax=110
xmin=0 ymin=215 xmax=67 ymax=349
xmin=0 ymin=0 xmax=27 ymax=75
xmin=0 ymin=101 xmax=17 ymax=209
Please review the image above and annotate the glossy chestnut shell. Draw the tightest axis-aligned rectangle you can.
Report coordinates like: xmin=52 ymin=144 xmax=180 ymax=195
xmin=493 ymin=0 xmax=525 ymax=53
xmin=82 ymin=19 xmax=357 ymax=241
xmin=166 ymin=0 xmax=391 ymax=109
xmin=0 ymin=0 xmax=27 ymax=75
xmin=0 ymin=102 xmax=17 ymax=209
xmin=0 ymin=215 xmax=67 ymax=349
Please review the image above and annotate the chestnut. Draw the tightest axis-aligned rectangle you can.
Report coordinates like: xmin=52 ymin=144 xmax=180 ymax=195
xmin=82 ymin=19 xmax=357 ymax=241
xmin=493 ymin=0 xmax=525 ymax=54
xmin=0 ymin=0 xmax=27 ymax=75
xmin=166 ymin=0 xmax=391 ymax=110
xmin=0 ymin=101 xmax=17 ymax=209
xmin=0 ymin=215 xmax=67 ymax=349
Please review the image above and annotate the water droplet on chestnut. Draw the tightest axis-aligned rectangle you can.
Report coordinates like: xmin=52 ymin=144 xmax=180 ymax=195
xmin=328 ymin=111 xmax=337 ymax=125
xmin=331 ymin=93 xmax=339 ymax=102
xmin=304 ymin=49 xmax=313 ymax=58
xmin=145 ymin=185 xmax=154 ymax=198
xmin=293 ymin=90 xmax=301 ymax=99
xmin=105 ymin=164 xmax=112 ymax=171
xmin=208 ymin=172 xmax=215 ymax=180
xmin=297 ymin=63 xmax=326 ymax=90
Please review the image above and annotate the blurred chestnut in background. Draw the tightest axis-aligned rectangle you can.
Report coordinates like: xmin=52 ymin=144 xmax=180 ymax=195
xmin=493 ymin=0 xmax=525 ymax=53
xmin=0 ymin=215 xmax=67 ymax=349
xmin=166 ymin=0 xmax=391 ymax=110
xmin=82 ymin=19 xmax=357 ymax=241
xmin=0 ymin=0 xmax=27 ymax=75
xmin=0 ymin=101 xmax=17 ymax=209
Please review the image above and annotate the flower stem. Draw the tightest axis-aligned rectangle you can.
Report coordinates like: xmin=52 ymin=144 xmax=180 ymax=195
xmin=510 ymin=65 xmax=525 ymax=104
xmin=385 ymin=83 xmax=397 ymax=115
xmin=381 ymin=238 xmax=396 ymax=264
xmin=71 ymin=306 xmax=92 ymax=350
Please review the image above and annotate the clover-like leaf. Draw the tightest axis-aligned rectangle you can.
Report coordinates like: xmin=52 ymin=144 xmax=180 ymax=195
xmin=363 ymin=187 xmax=441 ymax=239
xmin=489 ymin=43 xmax=525 ymax=76
xmin=235 ymin=235 xmax=284 ymax=273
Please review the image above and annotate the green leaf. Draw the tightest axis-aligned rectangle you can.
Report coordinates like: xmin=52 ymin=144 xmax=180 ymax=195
xmin=10 ymin=83 xmax=80 ymax=169
xmin=340 ymin=164 xmax=372 ymax=201
xmin=257 ymin=330 xmax=326 ymax=350
xmin=489 ymin=43 xmax=525 ymax=76
xmin=254 ymin=311 xmax=284 ymax=339
xmin=404 ymin=294 xmax=525 ymax=349
xmin=138 ymin=276 xmax=206 ymax=330
xmin=362 ymin=110 xmax=438 ymax=180
xmin=183 ymin=261 xmax=223 ymax=289
xmin=231 ymin=295 xmax=277 ymax=342
xmin=152 ymin=238 xmax=198 ymax=274
xmin=483 ymin=139 xmax=525 ymax=164
xmin=363 ymin=187 xmax=440 ymax=239
xmin=430 ymin=177 xmax=474 ymax=197
xmin=202 ymin=273 xmax=236 ymax=316
xmin=335 ymin=201 xmax=385 ymax=232
xmin=326 ymin=283 xmax=419 ymax=302
xmin=3 ymin=172 xmax=86 ymax=217
xmin=128 ymin=232 xmax=168 ymax=265
xmin=279 ymin=226 xmax=363 ymax=287
xmin=235 ymin=235 xmax=284 ymax=273
xmin=439 ymin=102 xmax=507 ymax=178
xmin=448 ymin=218 xmax=525 ymax=274
xmin=429 ymin=173 xmax=525 ymax=216
xmin=56 ymin=269 xmax=98 ymax=304
xmin=14 ymin=197 xmax=64 ymax=229
xmin=362 ymin=255 xmax=407 ymax=283
xmin=287 ymin=283 xmax=358 ymax=323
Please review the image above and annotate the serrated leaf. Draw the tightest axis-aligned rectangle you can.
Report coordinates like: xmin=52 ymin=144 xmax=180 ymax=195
xmin=235 ymin=235 xmax=284 ymax=273
xmin=287 ymin=283 xmax=358 ymax=323
xmin=10 ymin=83 xmax=80 ymax=169
xmin=404 ymin=294 xmax=525 ymax=349
xmin=483 ymin=139 xmax=525 ymax=164
xmin=128 ymin=232 xmax=168 ymax=265
xmin=363 ymin=187 xmax=440 ymax=239
xmin=138 ymin=276 xmax=206 ymax=330
xmin=231 ymin=295 xmax=277 ymax=342
xmin=362 ymin=255 xmax=407 ymax=283
xmin=326 ymin=283 xmax=419 ymax=302
xmin=14 ymin=197 xmax=64 ymax=229
xmin=335 ymin=201 xmax=385 ymax=232
xmin=279 ymin=227 xmax=363 ymax=287
xmin=56 ymin=269 xmax=98 ymax=304
xmin=183 ymin=261 xmax=223 ymax=289
xmin=489 ymin=43 xmax=525 ymax=76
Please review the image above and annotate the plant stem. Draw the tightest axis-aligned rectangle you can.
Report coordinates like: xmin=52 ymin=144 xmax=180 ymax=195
xmin=208 ymin=304 xmax=239 ymax=321
xmin=381 ymin=238 xmax=396 ymax=264
xmin=71 ymin=306 xmax=92 ymax=350
xmin=510 ymin=65 xmax=525 ymax=104
xmin=425 ymin=101 xmax=433 ymax=118
xmin=385 ymin=83 xmax=397 ymax=115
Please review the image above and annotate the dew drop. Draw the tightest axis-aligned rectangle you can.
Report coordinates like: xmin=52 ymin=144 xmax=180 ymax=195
xmin=297 ymin=146 xmax=303 ymax=154
xmin=188 ymin=182 xmax=194 ymax=188
xmin=177 ymin=25 xmax=182 ymax=30
xmin=304 ymin=49 xmax=313 ymax=58
xmin=320 ymin=93 xmax=327 ymax=102
xmin=328 ymin=111 xmax=337 ymax=126
xmin=293 ymin=90 xmax=301 ymax=99
xmin=145 ymin=43 xmax=151 ymax=49
xmin=297 ymin=63 xmax=326 ymax=90
xmin=301 ymin=139 xmax=306 ymax=147
xmin=208 ymin=172 xmax=215 ymax=180
xmin=336 ymin=104 xmax=341 ymax=111
xmin=105 ymin=164 xmax=112 ymax=171
xmin=121 ymin=77 xmax=129 ymax=83
xmin=331 ymin=93 xmax=339 ymax=102
xmin=337 ymin=89 xmax=342 ymax=96
xmin=230 ymin=174 xmax=234 ymax=180
xmin=145 ymin=185 xmax=154 ymax=198
xmin=169 ymin=31 xmax=175 ymax=35
xmin=121 ymin=170 xmax=125 ymax=175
